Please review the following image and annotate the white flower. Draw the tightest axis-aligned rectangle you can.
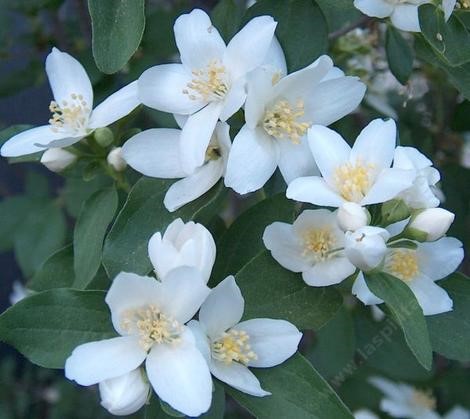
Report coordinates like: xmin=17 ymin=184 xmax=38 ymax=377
xmin=147 ymin=218 xmax=216 ymax=283
xmin=345 ymin=226 xmax=390 ymax=272
xmin=353 ymin=237 xmax=464 ymax=315
xmin=337 ymin=202 xmax=370 ymax=232
xmin=138 ymin=9 xmax=277 ymax=173
xmin=353 ymin=0 xmax=431 ymax=32
xmin=40 ymin=148 xmax=77 ymax=172
xmin=408 ymin=208 xmax=455 ymax=241
xmin=287 ymin=119 xmax=414 ymax=207
xmin=444 ymin=406 xmax=470 ymax=419
xmin=354 ymin=409 xmax=380 ymax=419
xmin=393 ymin=146 xmax=441 ymax=209
xmin=122 ymin=122 xmax=230 ymax=212
xmin=1 ymin=48 xmax=140 ymax=157
xmin=99 ymin=368 xmax=150 ymax=416
xmin=188 ymin=276 xmax=301 ymax=396
xmin=65 ymin=270 xmax=212 ymax=417
xmin=263 ymin=209 xmax=356 ymax=286
xmin=442 ymin=0 xmax=457 ymax=21
xmin=224 ymin=55 xmax=366 ymax=194
xmin=369 ymin=376 xmax=440 ymax=419
xmin=107 ymin=147 xmax=127 ymax=172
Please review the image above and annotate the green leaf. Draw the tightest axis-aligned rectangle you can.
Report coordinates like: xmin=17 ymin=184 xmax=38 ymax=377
xmin=211 ymin=0 xmax=244 ymax=42
xmin=315 ymin=0 xmax=362 ymax=33
xmin=73 ymin=187 xmax=118 ymax=289
xmin=364 ymin=272 xmax=433 ymax=370
xmin=236 ymin=251 xmax=342 ymax=330
xmin=201 ymin=381 xmax=225 ymax=419
xmin=14 ymin=201 xmax=67 ymax=278
xmin=244 ymin=0 xmax=328 ymax=71
xmin=419 ymin=4 xmax=470 ymax=66
xmin=88 ymin=0 xmax=145 ymax=74
xmin=385 ymin=25 xmax=413 ymax=85
xmin=29 ymin=245 xmax=75 ymax=292
xmin=212 ymin=194 xmax=297 ymax=284
xmin=227 ymin=353 xmax=353 ymax=419
xmin=0 ymin=289 xmax=116 ymax=368
xmin=103 ymin=178 xmax=226 ymax=278
xmin=427 ymin=273 xmax=470 ymax=362
xmin=0 ymin=196 xmax=34 ymax=252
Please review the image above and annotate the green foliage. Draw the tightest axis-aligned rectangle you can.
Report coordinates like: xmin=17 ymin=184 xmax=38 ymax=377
xmin=211 ymin=0 xmax=244 ymax=42
xmin=385 ymin=25 xmax=413 ymax=85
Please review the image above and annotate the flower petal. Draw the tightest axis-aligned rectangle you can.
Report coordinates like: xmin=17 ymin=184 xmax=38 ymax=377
xmin=391 ymin=4 xmax=421 ymax=32
xmin=121 ymin=128 xmax=186 ymax=178
xmin=65 ymin=336 xmax=147 ymax=386
xmin=244 ymin=67 xmax=275 ymax=129
xmin=187 ymin=320 xmax=211 ymax=361
xmin=408 ymin=274 xmax=453 ymax=316
xmin=234 ymin=318 xmax=301 ymax=368
xmin=263 ymin=222 xmax=310 ymax=272
xmin=146 ymin=328 xmax=212 ymax=417
xmin=286 ymin=176 xmax=345 ymax=207
xmin=225 ymin=125 xmax=278 ymax=194
xmin=277 ymin=135 xmax=318 ymax=184
xmin=89 ymin=81 xmax=140 ymax=129
xmin=393 ymin=146 xmax=432 ymax=171
xmin=219 ymin=77 xmax=247 ymax=121
xmin=209 ymin=359 xmax=270 ymax=396
xmin=352 ymin=272 xmax=384 ymax=305
xmin=263 ymin=36 xmax=287 ymax=76
xmin=302 ymin=256 xmax=356 ymax=286
xmin=199 ymin=276 xmax=244 ymax=339
xmin=147 ymin=232 xmax=182 ymax=280
xmin=180 ymin=102 xmax=223 ymax=174
xmin=138 ymin=64 xmax=204 ymax=114
xmin=353 ymin=0 xmax=394 ymax=17
xmin=45 ymin=48 xmax=93 ymax=110
xmin=361 ymin=168 xmax=414 ymax=205
xmin=224 ymin=16 xmax=277 ymax=80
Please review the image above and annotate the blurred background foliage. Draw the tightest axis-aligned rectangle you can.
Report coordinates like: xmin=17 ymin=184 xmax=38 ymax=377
xmin=0 ymin=0 xmax=469 ymax=418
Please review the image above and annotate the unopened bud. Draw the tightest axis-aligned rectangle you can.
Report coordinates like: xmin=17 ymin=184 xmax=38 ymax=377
xmin=381 ymin=199 xmax=410 ymax=225
xmin=407 ymin=208 xmax=455 ymax=241
xmin=40 ymin=148 xmax=77 ymax=172
xmin=94 ymin=127 xmax=114 ymax=147
xmin=337 ymin=202 xmax=370 ymax=231
xmin=107 ymin=147 xmax=127 ymax=172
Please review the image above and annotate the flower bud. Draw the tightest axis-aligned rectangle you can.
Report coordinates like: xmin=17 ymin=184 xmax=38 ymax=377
xmin=345 ymin=226 xmax=390 ymax=272
xmin=99 ymin=369 xmax=149 ymax=416
xmin=407 ymin=208 xmax=455 ymax=241
xmin=107 ymin=147 xmax=127 ymax=171
xmin=381 ymin=199 xmax=410 ymax=225
xmin=40 ymin=148 xmax=77 ymax=172
xmin=337 ymin=202 xmax=370 ymax=231
xmin=94 ymin=127 xmax=114 ymax=147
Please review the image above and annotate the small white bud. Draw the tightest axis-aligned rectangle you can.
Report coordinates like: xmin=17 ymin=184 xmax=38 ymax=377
xmin=345 ymin=226 xmax=390 ymax=272
xmin=337 ymin=202 xmax=370 ymax=231
xmin=99 ymin=369 xmax=149 ymax=416
xmin=40 ymin=148 xmax=77 ymax=172
xmin=107 ymin=147 xmax=127 ymax=172
xmin=408 ymin=208 xmax=455 ymax=241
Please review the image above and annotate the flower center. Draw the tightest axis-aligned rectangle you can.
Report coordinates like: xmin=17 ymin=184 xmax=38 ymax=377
xmin=121 ymin=305 xmax=183 ymax=351
xmin=183 ymin=60 xmax=229 ymax=102
xmin=386 ymin=249 xmax=419 ymax=282
xmin=48 ymin=93 xmax=90 ymax=134
xmin=334 ymin=162 xmax=373 ymax=202
xmin=302 ymin=228 xmax=336 ymax=261
xmin=263 ymin=99 xmax=310 ymax=144
xmin=212 ymin=329 xmax=257 ymax=365
xmin=411 ymin=389 xmax=436 ymax=410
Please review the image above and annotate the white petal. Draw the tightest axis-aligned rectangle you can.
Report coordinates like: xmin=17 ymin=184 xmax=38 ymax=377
xmin=209 ymin=359 xmax=270 ymax=397
xmin=219 ymin=77 xmax=247 ymax=121
xmin=417 ymin=237 xmax=464 ymax=281
xmin=138 ymin=64 xmax=204 ymax=114
xmin=199 ymin=276 xmax=244 ymax=339
xmin=385 ymin=218 xmax=410 ymax=237
xmin=361 ymin=168 xmax=414 ymax=205
xmin=352 ymin=272 xmax=384 ymax=305
xmin=65 ymin=336 xmax=147 ymax=386
xmin=307 ymin=124 xmax=351 ymax=184
xmin=293 ymin=208 xmax=338 ymax=235
xmin=146 ymin=328 xmax=212 ymax=417
xmin=174 ymin=9 xmax=226 ymax=70
xmin=369 ymin=376 xmax=412 ymax=403
xmin=234 ymin=318 xmax=301 ymax=367
xmin=164 ymin=160 xmax=224 ymax=212
xmin=147 ymin=232 xmax=182 ymax=280
xmin=443 ymin=0 xmax=456 ymax=21
xmin=262 ymin=222 xmax=311 ymax=272
xmin=444 ymin=406 xmax=470 ymax=419
xmin=262 ymin=36 xmax=287 ymax=76
xmin=224 ymin=16 xmax=277 ymax=80
xmin=305 ymin=76 xmax=366 ymax=126
xmin=353 ymin=0 xmax=394 ymax=17
xmin=321 ymin=66 xmax=345 ymax=81
xmin=187 ymin=320 xmax=211 ymax=361
xmin=351 ymin=119 xmax=396 ymax=170
xmin=89 ymin=81 xmax=140 ymax=129
xmin=286 ymin=176 xmax=345 ymax=207
xmin=180 ymin=102 xmax=223 ymax=174
xmin=224 ymin=125 xmax=278 ymax=194
xmin=277 ymin=135 xmax=318 ymax=184
xmin=174 ymin=113 xmax=188 ymax=129
xmin=302 ymin=256 xmax=356 ymax=286
xmin=244 ymin=67 xmax=274 ymax=129
xmin=408 ymin=274 xmax=453 ymax=315
xmin=45 ymin=48 xmax=93 ymax=110
xmin=0 ymin=125 xmax=76 ymax=157
xmin=393 ymin=146 xmax=432 ymax=171
xmin=121 ymin=128 xmax=186 ymax=178
xmin=391 ymin=4 xmax=421 ymax=32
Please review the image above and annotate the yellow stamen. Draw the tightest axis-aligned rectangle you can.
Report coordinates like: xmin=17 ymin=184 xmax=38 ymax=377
xmin=48 ymin=92 xmax=90 ymax=134
xmin=302 ymin=228 xmax=336 ymax=262
xmin=183 ymin=60 xmax=228 ymax=102
xmin=412 ymin=389 xmax=436 ymax=410
xmin=334 ymin=162 xmax=373 ymax=202
xmin=386 ymin=249 xmax=419 ymax=282
xmin=212 ymin=329 xmax=257 ymax=365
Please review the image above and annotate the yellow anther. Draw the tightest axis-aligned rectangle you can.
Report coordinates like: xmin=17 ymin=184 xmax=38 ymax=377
xmin=412 ymin=389 xmax=436 ymax=410
xmin=302 ymin=228 xmax=336 ymax=261
xmin=183 ymin=60 xmax=228 ymax=102
xmin=386 ymin=249 xmax=419 ymax=282
xmin=263 ymin=99 xmax=310 ymax=144
xmin=48 ymin=92 xmax=90 ymax=134
xmin=212 ymin=329 xmax=257 ymax=365
xmin=334 ymin=161 xmax=373 ymax=202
